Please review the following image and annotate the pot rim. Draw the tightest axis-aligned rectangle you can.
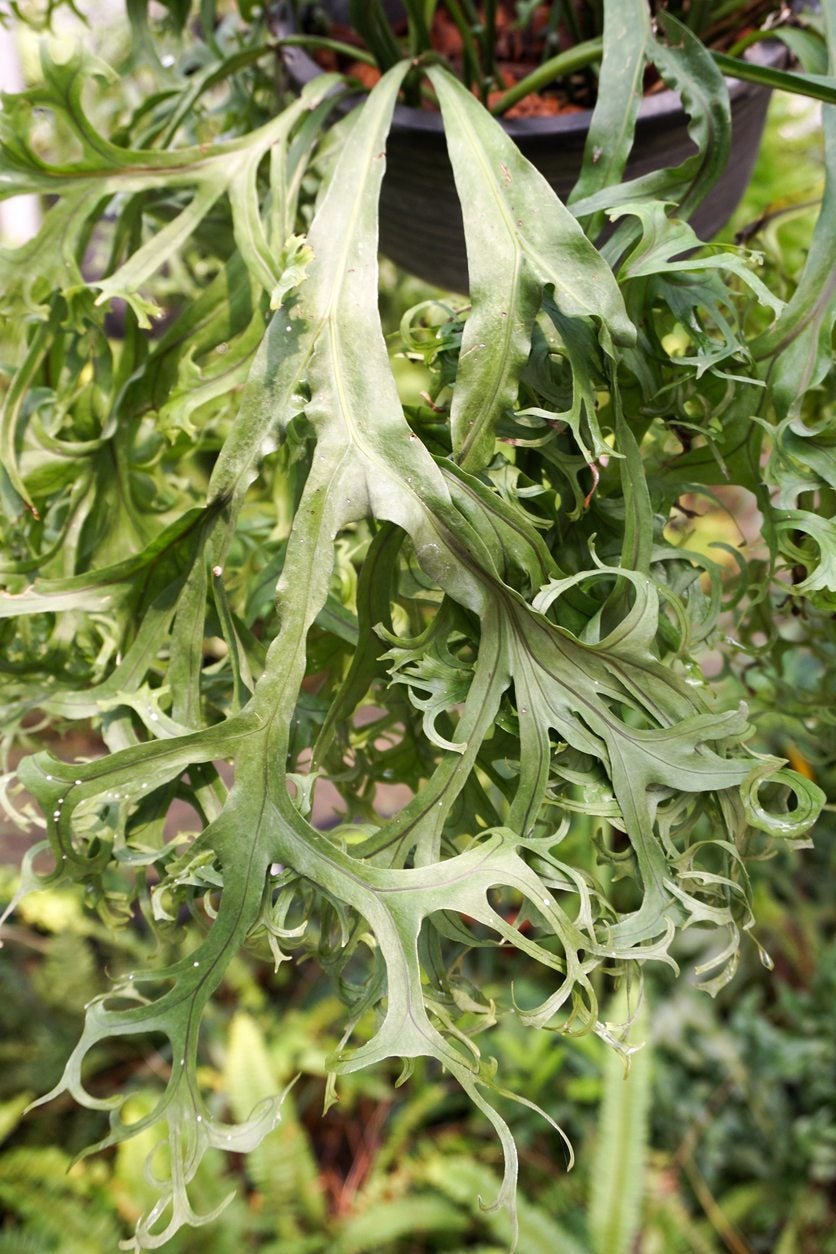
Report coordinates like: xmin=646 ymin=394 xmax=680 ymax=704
xmin=276 ymin=8 xmax=788 ymax=138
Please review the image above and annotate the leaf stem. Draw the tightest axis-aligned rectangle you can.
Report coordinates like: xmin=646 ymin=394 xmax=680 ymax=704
xmin=276 ymin=34 xmax=378 ymax=68
xmin=443 ymin=0 xmax=484 ymax=95
xmin=489 ymin=37 xmax=604 ymax=116
xmin=710 ymin=49 xmax=836 ymax=104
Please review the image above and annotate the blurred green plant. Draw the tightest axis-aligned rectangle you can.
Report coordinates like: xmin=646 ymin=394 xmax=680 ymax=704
xmin=1 ymin=852 xmax=833 ymax=1251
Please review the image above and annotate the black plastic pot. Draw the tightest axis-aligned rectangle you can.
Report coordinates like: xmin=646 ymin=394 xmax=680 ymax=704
xmin=279 ymin=4 xmax=785 ymax=292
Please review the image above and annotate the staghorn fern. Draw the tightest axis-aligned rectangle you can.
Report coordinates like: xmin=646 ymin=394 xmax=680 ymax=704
xmin=0 ymin=1 xmax=833 ymax=1248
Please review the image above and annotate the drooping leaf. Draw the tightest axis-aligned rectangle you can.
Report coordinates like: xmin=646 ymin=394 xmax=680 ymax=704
xmin=571 ymin=11 xmax=732 ymax=225
xmin=569 ymin=0 xmax=651 ymax=238
xmin=427 ymin=65 xmax=634 ymax=474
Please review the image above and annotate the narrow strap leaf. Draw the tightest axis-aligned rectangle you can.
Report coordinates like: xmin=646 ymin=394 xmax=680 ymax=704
xmin=427 ymin=65 xmax=634 ymax=474
xmin=569 ymin=0 xmax=651 ymax=238
xmin=710 ymin=49 xmax=836 ymax=105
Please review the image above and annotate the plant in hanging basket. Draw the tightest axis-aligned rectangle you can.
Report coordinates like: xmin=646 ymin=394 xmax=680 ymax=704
xmin=277 ymin=0 xmax=832 ymax=287
xmin=0 ymin=0 xmax=833 ymax=1250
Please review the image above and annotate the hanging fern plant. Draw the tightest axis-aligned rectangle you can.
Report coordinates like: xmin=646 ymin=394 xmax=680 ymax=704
xmin=0 ymin=1 xmax=832 ymax=1248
